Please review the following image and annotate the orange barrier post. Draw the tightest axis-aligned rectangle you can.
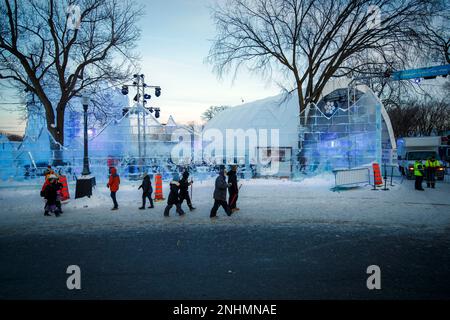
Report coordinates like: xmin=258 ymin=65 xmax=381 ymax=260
xmin=372 ymin=163 xmax=383 ymax=187
xmin=154 ymin=174 xmax=165 ymax=201
xmin=59 ymin=175 xmax=71 ymax=203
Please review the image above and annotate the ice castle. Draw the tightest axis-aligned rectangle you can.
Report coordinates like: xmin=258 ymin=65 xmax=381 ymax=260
xmin=0 ymin=89 xmax=192 ymax=180
xmin=203 ymin=78 xmax=396 ymax=177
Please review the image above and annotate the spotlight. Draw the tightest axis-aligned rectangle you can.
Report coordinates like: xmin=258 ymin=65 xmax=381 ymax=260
xmin=121 ymin=85 xmax=129 ymax=95
xmin=144 ymin=94 xmax=151 ymax=100
xmin=155 ymin=107 xmax=160 ymax=118
xmin=155 ymin=87 xmax=161 ymax=97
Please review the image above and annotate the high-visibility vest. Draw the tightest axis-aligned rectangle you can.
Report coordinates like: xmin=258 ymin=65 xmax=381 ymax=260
xmin=414 ymin=162 xmax=423 ymax=176
xmin=425 ymin=159 xmax=441 ymax=168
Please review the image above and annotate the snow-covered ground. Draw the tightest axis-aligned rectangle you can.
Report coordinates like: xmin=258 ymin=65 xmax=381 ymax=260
xmin=0 ymin=174 xmax=449 ymax=236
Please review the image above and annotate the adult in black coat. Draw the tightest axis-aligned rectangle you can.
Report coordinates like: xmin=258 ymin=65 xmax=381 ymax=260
xmin=138 ymin=173 xmax=154 ymax=209
xmin=227 ymin=165 xmax=239 ymax=211
xmin=43 ymin=175 xmax=62 ymax=217
xmin=164 ymin=174 xmax=186 ymax=217
xmin=179 ymin=171 xmax=195 ymax=211
xmin=210 ymin=166 xmax=232 ymax=218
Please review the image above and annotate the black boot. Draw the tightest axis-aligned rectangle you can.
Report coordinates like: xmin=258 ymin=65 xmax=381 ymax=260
xmin=164 ymin=205 xmax=171 ymax=217
xmin=189 ymin=206 xmax=196 ymax=211
xmin=139 ymin=206 xmax=145 ymax=210
xmin=44 ymin=211 xmax=50 ymax=216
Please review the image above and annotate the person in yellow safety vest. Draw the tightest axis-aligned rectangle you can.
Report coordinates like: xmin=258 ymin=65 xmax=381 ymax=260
xmin=425 ymin=156 xmax=441 ymax=189
xmin=414 ymin=160 xmax=425 ymax=191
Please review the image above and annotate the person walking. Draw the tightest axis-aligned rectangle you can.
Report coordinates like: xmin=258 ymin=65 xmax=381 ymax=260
xmin=179 ymin=170 xmax=195 ymax=211
xmin=42 ymin=175 xmax=62 ymax=217
xmin=138 ymin=172 xmax=154 ymax=209
xmin=414 ymin=160 xmax=425 ymax=191
xmin=425 ymin=156 xmax=441 ymax=189
xmin=107 ymin=167 xmax=120 ymax=210
xmin=163 ymin=173 xmax=186 ymax=217
xmin=210 ymin=166 xmax=232 ymax=218
xmin=227 ymin=165 xmax=239 ymax=213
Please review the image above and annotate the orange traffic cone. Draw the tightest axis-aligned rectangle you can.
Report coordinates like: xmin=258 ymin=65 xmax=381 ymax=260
xmin=154 ymin=174 xmax=165 ymax=201
xmin=58 ymin=175 xmax=70 ymax=203
xmin=372 ymin=163 xmax=383 ymax=186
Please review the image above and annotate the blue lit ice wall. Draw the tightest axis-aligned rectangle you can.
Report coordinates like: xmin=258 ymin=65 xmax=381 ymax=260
xmin=300 ymin=91 xmax=383 ymax=172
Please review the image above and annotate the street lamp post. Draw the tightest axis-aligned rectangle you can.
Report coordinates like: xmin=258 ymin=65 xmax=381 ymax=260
xmin=75 ymin=95 xmax=96 ymax=199
xmin=82 ymin=96 xmax=91 ymax=176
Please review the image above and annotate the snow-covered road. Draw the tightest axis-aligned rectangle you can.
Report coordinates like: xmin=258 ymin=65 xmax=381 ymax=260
xmin=1 ymin=175 xmax=449 ymax=236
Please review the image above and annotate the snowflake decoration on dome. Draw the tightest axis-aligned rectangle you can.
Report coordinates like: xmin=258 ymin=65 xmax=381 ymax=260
xmin=324 ymin=101 xmax=336 ymax=115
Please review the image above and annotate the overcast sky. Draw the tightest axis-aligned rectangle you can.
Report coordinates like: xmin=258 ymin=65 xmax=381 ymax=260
xmin=0 ymin=0 xmax=279 ymax=135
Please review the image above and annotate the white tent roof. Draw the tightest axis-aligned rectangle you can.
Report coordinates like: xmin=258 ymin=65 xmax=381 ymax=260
xmin=204 ymin=94 xmax=300 ymax=148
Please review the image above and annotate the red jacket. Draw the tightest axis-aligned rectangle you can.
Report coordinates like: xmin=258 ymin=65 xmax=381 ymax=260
xmin=107 ymin=167 xmax=120 ymax=192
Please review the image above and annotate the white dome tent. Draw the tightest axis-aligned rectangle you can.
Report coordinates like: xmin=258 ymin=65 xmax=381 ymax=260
xmin=203 ymin=79 xmax=396 ymax=177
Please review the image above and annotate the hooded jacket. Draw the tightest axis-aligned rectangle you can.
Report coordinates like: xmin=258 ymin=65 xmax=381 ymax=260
xmin=107 ymin=167 xmax=120 ymax=192
xmin=179 ymin=172 xmax=191 ymax=195
xmin=213 ymin=171 xmax=228 ymax=201
xmin=227 ymin=170 xmax=238 ymax=194
xmin=44 ymin=181 xmax=62 ymax=206
xmin=139 ymin=175 xmax=152 ymax=194
xmin=167 ymin=180 xmax=181 ymax=205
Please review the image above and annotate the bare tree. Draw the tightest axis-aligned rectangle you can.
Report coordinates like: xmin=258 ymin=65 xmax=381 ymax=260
xmin=207 ymin=0 xmax=434 ymax=116
xmin=407 ymin=0 xmax=450 ymax=64
xmin=201 ymin=105 xmax=230 ymax=122
xmin=0 ymin=0 xmax=141 ymax=154
xmin=387 ymin=98 xmax=450 ymax=138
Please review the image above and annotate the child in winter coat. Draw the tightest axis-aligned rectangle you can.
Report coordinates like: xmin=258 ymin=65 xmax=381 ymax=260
xmin=43 ymin=175 xmax=62 ymax=217
xmin=107 ymin=167 xmax=120 ymax=210
xmin=163 ymin=173 xmax=186 ymax=217
xmin=138 ymin=172 xmax=154 ymax=209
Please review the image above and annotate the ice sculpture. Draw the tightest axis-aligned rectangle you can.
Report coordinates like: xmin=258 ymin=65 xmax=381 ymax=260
xmin=299 ymin=88 xmax=394 ymax=174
